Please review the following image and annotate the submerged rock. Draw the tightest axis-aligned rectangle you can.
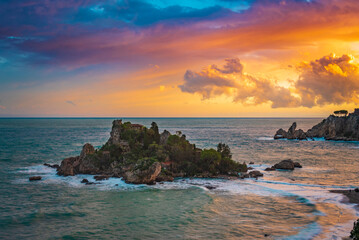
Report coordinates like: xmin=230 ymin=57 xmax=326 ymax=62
xmin=29 ymin=176 xmax=42 ymax=181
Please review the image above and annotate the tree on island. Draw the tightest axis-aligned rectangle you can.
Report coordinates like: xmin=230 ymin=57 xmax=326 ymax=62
xmin=333 ymin=110 xmax=348 ymax=117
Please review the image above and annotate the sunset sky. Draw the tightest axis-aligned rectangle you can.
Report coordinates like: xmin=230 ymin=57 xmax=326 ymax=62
xmin=1 ymin=0 xmax=359 ymax=117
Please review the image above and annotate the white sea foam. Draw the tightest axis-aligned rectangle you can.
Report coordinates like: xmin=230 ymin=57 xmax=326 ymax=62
xmin=17 ymin=164 xmax=359 ymax=240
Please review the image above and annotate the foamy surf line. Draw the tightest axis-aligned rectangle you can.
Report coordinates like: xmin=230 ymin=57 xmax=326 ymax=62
xmin=250 ymin=179 xmax=359 ymax=239
xmin=16 ymin=164 xmax=358 ymax=239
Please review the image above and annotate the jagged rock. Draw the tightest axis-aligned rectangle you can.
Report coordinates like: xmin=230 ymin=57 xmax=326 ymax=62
xmin=123 ymin=162 xmax=162 ymax=184
xmin=81 ymin=178 xmax=89 ymax=183
xmin=43 ymin=163 xmax=60 ymax=170
xmin=275 ymin=110 xmax=359 ymax=141
xmin=29 ymin=176 xmax=42 ymax=181
xmin=248 ymin=170 xmax=263 ymax=178
xmin=249 ymin=161 xmax=254 ymax=164
xmin=273 ymin=159 xmax=295 ymax=170
xmin=274 ymin=128 xmax=287 ymax=139
xmin=80 ymin=143 xmax=95 ymax=159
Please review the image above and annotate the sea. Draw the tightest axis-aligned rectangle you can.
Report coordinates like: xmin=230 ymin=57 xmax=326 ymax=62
xmin=0 ymin=118 xmax=358 ymax=240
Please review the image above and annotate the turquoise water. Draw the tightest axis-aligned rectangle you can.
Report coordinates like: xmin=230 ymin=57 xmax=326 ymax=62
xmin=1 ymin=118 xmax=359 ymax=239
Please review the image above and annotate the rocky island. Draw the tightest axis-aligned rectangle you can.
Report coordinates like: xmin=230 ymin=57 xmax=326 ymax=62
xmin=274 ymin=109 xmax=359 ymax=141
xmin=54 ymin=120 xmax=248 ymax=184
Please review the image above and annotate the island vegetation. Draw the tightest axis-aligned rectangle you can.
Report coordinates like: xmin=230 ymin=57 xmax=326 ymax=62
xmin=55 ymin=120 xmax=247 ymax=184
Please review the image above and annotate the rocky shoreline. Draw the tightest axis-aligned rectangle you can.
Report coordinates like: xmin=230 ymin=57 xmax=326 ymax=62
xmin=41 ymin=120 xmax=253 ymax=185
xmin=31 ymin=120 xmax=305 ymax=185
xmin=274 ymin=110 xmax=359 ymax=141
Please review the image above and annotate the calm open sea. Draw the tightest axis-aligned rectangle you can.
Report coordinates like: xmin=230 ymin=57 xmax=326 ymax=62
xmin=0 ymin=118 xmax=358 ymax=239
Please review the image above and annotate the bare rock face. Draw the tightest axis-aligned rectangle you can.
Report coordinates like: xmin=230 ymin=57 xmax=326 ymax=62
xmin=123 ymin=162 xmax=162 ymax=184
xmin=58 ymin=143 xmax=99 ymax=176
xmin=274 ymin=122 xmax=307 ymax=140
xmin=57 ymin=156 xmax=79 ymax=176
xmin=107 ymin=120 xmax=123 ymax=145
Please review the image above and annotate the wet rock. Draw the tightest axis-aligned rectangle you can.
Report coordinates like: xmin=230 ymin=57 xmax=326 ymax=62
xmin=273 ymin=159 xmax=295 ymax=170
xmin=249 ymin=161 xmax=254 ymax=165
xmin=43 ymin=163 xmax=60 ymax=170
xmin=81 ymin=178 xmax=89 ymax=183
xmin=205 ymin=185 xmax=216 ymax=190
xmin=248 ymin=170 xmax=263 ymax=178
xmin=247 ymin=167 xmax=254 ymax=170
xmin=123 ymin=162 xmax=161 ymax=184
xmin=274 ymin=122 xmax=307 ymax=140
xmin=264 ymin=167 xmax=276 ymax=171
xmin=94 ymin=175 xmax=109 ymax=181
xmin=29 ymin=176 xmax=42 ymax=181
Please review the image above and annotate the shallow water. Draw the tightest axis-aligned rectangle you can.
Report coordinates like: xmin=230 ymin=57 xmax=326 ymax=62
xmin=0 ymin=118 xmax=358 ymax=239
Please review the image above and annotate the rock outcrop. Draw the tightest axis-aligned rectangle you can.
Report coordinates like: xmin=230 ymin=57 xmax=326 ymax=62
xmin=54 ymin=120 xmax=247 ymax=185
xmin=123 ymin=162 xmax=161 ymax=185
xmin=271 ymin=159 xmax=302 ymax=171
xmin=274 ymin=122 xmax=307 ymax=140
xmin=274 ymin=110 xmax=359 ymax=141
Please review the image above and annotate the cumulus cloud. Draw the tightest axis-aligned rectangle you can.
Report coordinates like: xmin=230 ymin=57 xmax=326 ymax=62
xmin=180 ymin=55 xmax=359 ymax=108
xmin=295 ymin=54 xmax=359 ymax=107
xmin=179 ymin=58 xmax=300 ymax=108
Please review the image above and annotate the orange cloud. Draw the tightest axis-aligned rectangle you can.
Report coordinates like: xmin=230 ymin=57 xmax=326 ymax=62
xmin=296 ymin=54 xmax=359 ymax=107
xmin=180 ymin=54 xmax=359 ymax=108
xmin=179 ymin=58 xmax=300 ymax=108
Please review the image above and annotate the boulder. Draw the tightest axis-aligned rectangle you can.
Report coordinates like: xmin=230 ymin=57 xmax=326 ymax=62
xmin=81 ymin=178 xmax=89 ymax=183
xmin=273 ymin=159 xmax=295 ymax=170
xmin=123 ymin=162 xmax=162 ymax=184
xmin=29 ymin=176 xmax=42 ymax=181
xmin=248 ymin=170 xmax=263 ymax=178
